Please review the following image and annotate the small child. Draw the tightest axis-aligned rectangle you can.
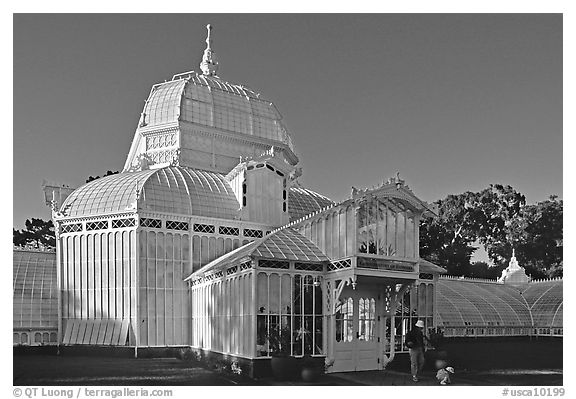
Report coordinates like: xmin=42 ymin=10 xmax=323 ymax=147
xmin=436 ymin=366 xmax=454 ymax=385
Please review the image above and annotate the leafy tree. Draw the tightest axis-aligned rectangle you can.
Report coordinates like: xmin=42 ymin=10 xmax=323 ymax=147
xmin=419 ymin=193 xmax=478 ymax=275
xmin=471 ymin=184 xmax=526 ymax=266
xmin=420 ymin=184 xmax=562 ymax=279
xmin=514 ymin=196 xmax=563 ymax=278
xmin=468 ymin=261 xmax=505 ymax=280
xmin=86 ymin=170 xmax=119 ymax=183
xmin=13 ymin=218 xmax=56 ymax=249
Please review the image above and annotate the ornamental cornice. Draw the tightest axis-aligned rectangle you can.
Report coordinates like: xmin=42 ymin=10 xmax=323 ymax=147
xmin=56 ymin=211 xmax=137 ymax=224
xmin=136 ymin=211 xmax=274 ymax=231
xmin=139 ymin=126 xmax=180 ymax=137
xmin=179 ymin=121 xmax=297 ymax=160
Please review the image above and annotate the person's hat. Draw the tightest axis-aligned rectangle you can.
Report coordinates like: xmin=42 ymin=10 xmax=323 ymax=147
xmin=415 ymin=320 xmax=425 ymax=328
xmin=446 ymin=367 xmax=454 ymax=373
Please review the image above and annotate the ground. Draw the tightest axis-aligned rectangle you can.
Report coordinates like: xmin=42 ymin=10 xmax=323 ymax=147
xmin=13 ymin=355 xmax=562 ymax=386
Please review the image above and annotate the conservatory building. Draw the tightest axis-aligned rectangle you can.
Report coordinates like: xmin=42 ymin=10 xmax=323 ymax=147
xmin=185 ymin=176 xmax=444 ymax=373
xmin=23 ymin=24 xmax=496 ymax=376
xmin=14 ymin=25 xmax=563 ymax=379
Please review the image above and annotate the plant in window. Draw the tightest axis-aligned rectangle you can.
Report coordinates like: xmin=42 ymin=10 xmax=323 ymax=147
xmin=267 ymin=324 xmax=292 ymax=356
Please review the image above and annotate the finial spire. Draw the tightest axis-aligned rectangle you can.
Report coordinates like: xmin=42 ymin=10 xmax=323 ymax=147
xmin=200 ymin=24 xmax=219 ymax=76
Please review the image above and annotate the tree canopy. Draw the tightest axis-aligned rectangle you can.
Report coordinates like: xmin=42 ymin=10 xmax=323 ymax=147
xmin=420 ymin=185 xmax=562 ymax=279
xmin=85 ymin=170 xmax=119 ymax=183
xmin=13 ymin=218 xmax=56 ymax=250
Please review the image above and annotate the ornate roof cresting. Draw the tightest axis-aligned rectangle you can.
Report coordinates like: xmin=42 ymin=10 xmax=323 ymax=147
xmin=200 ymin=24 xmax=219 ymax=77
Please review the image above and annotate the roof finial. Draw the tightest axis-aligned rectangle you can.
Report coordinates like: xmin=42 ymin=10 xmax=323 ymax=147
xmin=200 ymin=24 xmax=219 ymax=77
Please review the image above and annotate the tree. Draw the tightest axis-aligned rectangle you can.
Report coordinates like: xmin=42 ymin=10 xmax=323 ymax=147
xmin=13 ymin=218 xmax=56 ymax=249
xmin=419 ymin=193 xmax=478 ymax=275
xmin=514 ymin=196 xmax=563 ymax=278
xmin=468 ymin=184 xmax=526 ymax=266
xmin=86 ymin=170 xmax=119 ymax=183
xmin=420 ymin=184 xmax=562 ymax=279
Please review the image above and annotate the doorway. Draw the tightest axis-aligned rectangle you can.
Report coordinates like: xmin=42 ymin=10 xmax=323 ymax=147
xmin=331 ymin=285 xmax=381 ymax=372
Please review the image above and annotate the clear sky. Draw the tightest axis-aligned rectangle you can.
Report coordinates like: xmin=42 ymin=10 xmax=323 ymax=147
xmin=13 ymin=14 xmax=562 ymax=229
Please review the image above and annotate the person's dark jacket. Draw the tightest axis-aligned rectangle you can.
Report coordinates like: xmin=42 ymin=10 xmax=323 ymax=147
xmin=405 ymin=327 xmax=425 ymax=349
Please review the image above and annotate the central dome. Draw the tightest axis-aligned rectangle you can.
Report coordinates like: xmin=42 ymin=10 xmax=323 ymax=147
xmin=123 ymin=25 xmax=298 ymax=174
xmin=142 ymin=71 xmax=293 ymax=150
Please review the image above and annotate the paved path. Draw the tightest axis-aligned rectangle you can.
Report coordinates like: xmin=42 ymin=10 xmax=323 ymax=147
xmin=14 ymin=355 xmax=562 ymax=386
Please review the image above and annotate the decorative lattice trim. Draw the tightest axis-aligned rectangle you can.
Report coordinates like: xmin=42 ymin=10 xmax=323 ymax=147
xmin=419 ymin=273 xmax=434 ymax=280
xmin=219 ymin=226 xmax=239 ymax=236
xmin=240 ymin=261 xmax=252 ymax=271
xmin=111 ymin=218 xmax=136 ymax=229
xmin=140 ymin=218 xmax=162 ymax=229
xmin=243 ymin=228 xmax=263 ymax=238
xmin=166 ymin=220 xmax=189 ymax=231
xmin=146 ymin=132 xmax=177 ymax=150
xmin=193 ymin=223 xmax=215 ymax=234
xmin=227 ymin=266 xmax=239 ymax=275
xmin=86 ymin=220 xmax=108 ymax=231
xmin=295 ymin=262 xmax=324 ymax=272
xmin=61 ymin=223 xmax=82 ymax=234
xmin=328 ymin=259 xmax=352 ymax=271
xmin=259 ymin=259 xmax=289 ymax=269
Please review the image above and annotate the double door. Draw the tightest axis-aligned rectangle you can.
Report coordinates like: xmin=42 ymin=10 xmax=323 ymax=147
xmin=331 ymin=286 xmax=381 ymax=372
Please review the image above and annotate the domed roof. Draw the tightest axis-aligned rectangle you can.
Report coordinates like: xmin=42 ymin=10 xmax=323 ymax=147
xmin=60 ymin=166 xmax=240 ymax=219
xmin=139 ymin=72 xmax=294 ymax=152
xmin=123 ymin=25 xmax=298 ymax=174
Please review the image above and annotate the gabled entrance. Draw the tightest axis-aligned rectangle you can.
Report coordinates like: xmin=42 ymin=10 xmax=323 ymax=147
xmin=331 ymin=284 xmax=382 ymax=372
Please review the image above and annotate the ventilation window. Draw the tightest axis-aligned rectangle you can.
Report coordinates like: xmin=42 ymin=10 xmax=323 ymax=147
xmin=276 ymin=170 xmax=284 ymax=177
xmin=140 ymin=218 xmax=162 ymax=229
xmin=283 ymin=203 xmax=287 ymax=212
xmin=259 ymin=259 xmax=289 ymax=269
xmin=193 ymin=223 xmax=215 ymax=234
xmin=61 ymin=223 xmax=82 ymax=234
xmin=266 ymin=164 xmax=275 ymax=172
xmin=86 ymin=220 xmax=108 ymax=231
xmin=166 ymin=220 xmax=189 ymax=231
xmin=219 ymin=226 xmax=239 ymax=236
xmin=111 ymin=218 xmax=136 ymax=229
xmin=243 ymin=228 xmax=263 ymax=238
xmin=295 ymin=263 xmax=324 ymax=272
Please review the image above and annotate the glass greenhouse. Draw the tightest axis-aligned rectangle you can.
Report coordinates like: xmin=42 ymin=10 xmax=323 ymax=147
xmin=14 ymin=25 xmax=562 ymax=377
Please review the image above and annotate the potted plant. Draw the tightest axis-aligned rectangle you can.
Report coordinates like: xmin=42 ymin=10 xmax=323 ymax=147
xmin=268 ymin=324 xmax=298 ymax=380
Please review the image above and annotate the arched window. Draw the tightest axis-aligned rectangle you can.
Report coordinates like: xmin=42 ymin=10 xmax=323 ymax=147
xmin=335 ymin=297 xmax=354 ymax=342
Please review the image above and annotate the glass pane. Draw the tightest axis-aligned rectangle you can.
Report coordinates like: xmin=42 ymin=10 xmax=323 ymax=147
xmin=257 ymin=273 xmax=268 ymax=313
xmin=314 ymin=315 xmax=323 ymax=355
xmin=281 ymin=274 xmax=292 ymax=315
xmin=269 ymin=274 xmax=280 ymax=315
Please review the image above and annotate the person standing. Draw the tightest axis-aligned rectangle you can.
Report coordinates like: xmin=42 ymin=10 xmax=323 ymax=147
xmin=405 ymin=319 xmax=429 ymax=382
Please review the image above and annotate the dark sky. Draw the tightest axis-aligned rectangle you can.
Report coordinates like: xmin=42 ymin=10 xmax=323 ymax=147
xmin=13 ymin=14 xmax=562 ymax=228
